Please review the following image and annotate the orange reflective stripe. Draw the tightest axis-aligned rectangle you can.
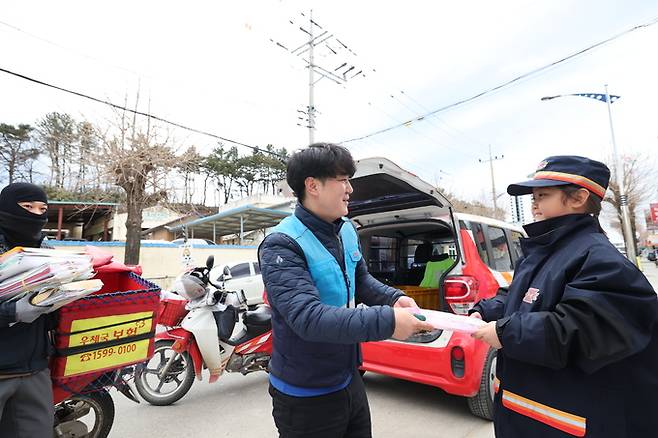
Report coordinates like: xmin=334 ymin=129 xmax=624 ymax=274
xmin=493 ymin=377 xmax=500 ymax=393
xmin=534 ymin=171 xmax=605 ymax=198
xmin=502 ymin=390 xmax=586 ymax=437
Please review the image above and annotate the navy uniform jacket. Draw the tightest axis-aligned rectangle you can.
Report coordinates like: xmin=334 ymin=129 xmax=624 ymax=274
xmin=474 ymin=214 xmax=658 ymax=437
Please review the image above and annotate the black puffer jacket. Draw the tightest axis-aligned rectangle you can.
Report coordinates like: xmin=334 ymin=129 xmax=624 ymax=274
xmin=259 ymin=204 xmax=404 ymax=388
xmin=0 ymin=233 xmax=55 ymax=375
xmin=474 ymin=214 xmax=658 ymax=437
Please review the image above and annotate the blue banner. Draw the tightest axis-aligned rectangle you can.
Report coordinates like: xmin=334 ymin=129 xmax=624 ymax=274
xmin=571 ymin=93 xmax=620 ymax=103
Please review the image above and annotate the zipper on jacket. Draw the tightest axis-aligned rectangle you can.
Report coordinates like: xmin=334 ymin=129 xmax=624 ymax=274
xmin=336 ymin=234 xmax=351 ymax=308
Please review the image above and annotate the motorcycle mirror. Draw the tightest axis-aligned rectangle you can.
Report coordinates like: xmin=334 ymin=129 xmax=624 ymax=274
xmin=206 ymin=255 xmax=215 ymax=270
xmin=222 ymin=265 xmax=232 ymax=280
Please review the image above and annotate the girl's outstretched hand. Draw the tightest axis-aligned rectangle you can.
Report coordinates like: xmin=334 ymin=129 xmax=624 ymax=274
xmin=472 ymin=321 xmax=502 ymax=349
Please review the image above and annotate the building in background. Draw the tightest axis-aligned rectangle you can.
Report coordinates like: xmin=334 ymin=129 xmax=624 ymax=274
xmin=45 ymin=200 xmax=118 ymax=241
xmin=644 ymin=203 xmax=658 ymax=247
xmin=165 ymin=193 xmax=296 ymax=246
xmin=509 ymin=195 xmax=530 ymax=225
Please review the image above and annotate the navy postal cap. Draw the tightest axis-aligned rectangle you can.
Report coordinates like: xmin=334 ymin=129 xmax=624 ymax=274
xmin=507 ymin=155 xmax=610 ymax=199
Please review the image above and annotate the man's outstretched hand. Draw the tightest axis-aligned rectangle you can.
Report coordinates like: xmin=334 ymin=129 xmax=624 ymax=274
xmin=392 ymin=308 xmax=434 ymax=340
xmin=393 ymin=296 xmax=420 ymax=312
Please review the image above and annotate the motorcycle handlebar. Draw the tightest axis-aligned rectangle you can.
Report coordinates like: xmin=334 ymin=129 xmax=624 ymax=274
xmin=212 ymin=288 xmax=245 ymax=305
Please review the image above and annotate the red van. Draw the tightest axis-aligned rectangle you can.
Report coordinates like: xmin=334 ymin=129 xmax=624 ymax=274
xmin=349 ymin=157 xmax=525 ymax=420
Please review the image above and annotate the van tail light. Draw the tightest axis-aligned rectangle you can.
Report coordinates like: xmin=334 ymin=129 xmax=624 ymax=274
xmin=444 ymin=275 xmax=479 ymax=315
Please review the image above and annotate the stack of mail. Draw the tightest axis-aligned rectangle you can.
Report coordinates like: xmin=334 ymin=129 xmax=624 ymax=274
xmin=30 ymin=279 xmax=104 ymax=310
xmin=0 ymin=247 xmax=99 ymax=307
xmin=413 ymin=308 xmax=487 ymax=334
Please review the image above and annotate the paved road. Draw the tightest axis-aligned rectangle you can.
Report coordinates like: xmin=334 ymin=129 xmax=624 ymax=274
xmin=109 ymin=371 xmax=493 ymax=437
xmin=108 ymin=261 xmax=657 ymax=437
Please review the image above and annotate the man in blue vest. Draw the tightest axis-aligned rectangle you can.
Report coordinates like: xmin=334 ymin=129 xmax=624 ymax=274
xmin=260 ymin=143 xmax=432 ymax=438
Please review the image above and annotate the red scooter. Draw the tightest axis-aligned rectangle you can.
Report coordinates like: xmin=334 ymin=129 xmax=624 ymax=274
xmin=134 ymin=256 xmax=272 ymax=405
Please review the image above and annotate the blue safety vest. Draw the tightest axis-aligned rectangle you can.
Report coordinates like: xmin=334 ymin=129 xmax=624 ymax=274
xmin=273 ymin=215 xmax=360 ymax=308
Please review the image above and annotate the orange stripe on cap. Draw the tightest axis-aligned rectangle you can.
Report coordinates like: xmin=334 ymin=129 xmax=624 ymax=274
xmin=534 ymin=171 xmax=605 ymax=198
xmin=502 ymin=390 xmax=586 ymax=437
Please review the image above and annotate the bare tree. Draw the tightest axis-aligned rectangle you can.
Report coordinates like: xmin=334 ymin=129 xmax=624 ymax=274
xmin=0 ymin=123 xmax=40 ymax=183
xmin=604 ymin=154 xmax=655 ymax=253
xmin=97 ymin=110 xmax=180 ymax=264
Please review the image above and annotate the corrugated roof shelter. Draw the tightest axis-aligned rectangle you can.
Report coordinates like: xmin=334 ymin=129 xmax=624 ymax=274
xmin=166 ymin=204 xmax=291 ymax=245
xmin=47 ymin=200 xmax=118 ymax=241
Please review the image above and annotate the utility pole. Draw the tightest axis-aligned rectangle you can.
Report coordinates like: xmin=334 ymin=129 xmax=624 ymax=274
xmin=605 ymin=84 xmax=638 ymax=264
xmin=307 ymin=10 xmax=315 ymax=144
xmin=479 ymin=145 xmax=504 ymax=211
xmin=268 ymin=11 xmax=365 ymax=144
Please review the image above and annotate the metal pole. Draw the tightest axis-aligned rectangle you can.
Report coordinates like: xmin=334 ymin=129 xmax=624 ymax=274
xmin=56 ymin=206 xmax=63 ymax=240
xmin=489 ymin=144 xmax=498 ymax=211
xmin=308 ymin=9 xmax=315 ymax=145
xmin=605 ymin=84 xmax=638 ymax=265
xmin=239 ymin=214 xmax=244 ymax=245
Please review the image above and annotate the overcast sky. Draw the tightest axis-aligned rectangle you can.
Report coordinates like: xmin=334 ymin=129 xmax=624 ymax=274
xmin=1 ymin=0 xmax=657 ymax=236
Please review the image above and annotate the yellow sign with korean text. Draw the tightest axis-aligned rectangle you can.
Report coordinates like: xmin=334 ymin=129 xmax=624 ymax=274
xmin=63 ymin=311 xmax=154 ymax=376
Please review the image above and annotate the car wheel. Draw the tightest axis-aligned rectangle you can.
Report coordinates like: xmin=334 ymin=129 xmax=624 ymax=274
xmin=467 ymin=348 xmax=496 ymax=420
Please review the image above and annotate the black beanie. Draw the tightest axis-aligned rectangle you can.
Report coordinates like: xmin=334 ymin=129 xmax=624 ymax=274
xmin=0 ymin=183 xmax=49 ymax=248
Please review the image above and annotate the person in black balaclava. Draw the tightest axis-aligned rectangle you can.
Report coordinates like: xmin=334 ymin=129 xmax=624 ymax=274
xmin=0 ymin=182 xmax=49 ymax=248
xmin=0 ymin=182 xmax=55 ymax=437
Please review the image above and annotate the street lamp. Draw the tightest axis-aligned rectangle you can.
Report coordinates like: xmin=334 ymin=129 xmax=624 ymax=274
xmin=541 ymin=86 xmax=638 ymax=266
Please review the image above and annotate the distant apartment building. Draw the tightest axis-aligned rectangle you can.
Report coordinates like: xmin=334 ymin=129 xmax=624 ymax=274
xmin=509 ymin=195 xmax=529 ymax=225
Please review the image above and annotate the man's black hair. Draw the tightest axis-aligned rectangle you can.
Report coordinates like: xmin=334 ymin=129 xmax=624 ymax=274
xmin=286 ymin=143 xmax=356 ymax=202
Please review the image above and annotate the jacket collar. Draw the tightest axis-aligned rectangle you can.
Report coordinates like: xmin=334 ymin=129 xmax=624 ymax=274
xmin=294 ymin=203 xmax=345 ymax=239
xmin=521 ymin=214 xmax=599 ymax=253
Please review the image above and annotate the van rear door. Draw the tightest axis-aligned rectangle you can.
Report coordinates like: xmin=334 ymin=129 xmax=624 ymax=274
xmin=348 ymin=157 xmax=453 ymax=224
xmin=348 ymin=157 xmax=459 ymax=313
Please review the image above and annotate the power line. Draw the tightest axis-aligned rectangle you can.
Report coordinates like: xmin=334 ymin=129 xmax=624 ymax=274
xmin=268 ymin=10 xmax=368 ymax=140
xmin=397 ymin=90 xmax=491 ymax=151
xmin=365 ymin=100 xmax=478 ymax=160
xmin=0 ymin=20 xmax=147 ymax=79
xmin=268 ymin=7 xmax=486 ymax=153
xmin=339 ymin=15 xmax=658 ymax=145
xmin=0 ymin=66 xmax=285 ymax=159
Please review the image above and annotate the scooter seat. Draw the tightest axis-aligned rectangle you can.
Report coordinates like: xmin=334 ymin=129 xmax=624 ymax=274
xmin=244 ymin=305 xmax=272 ymax=326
